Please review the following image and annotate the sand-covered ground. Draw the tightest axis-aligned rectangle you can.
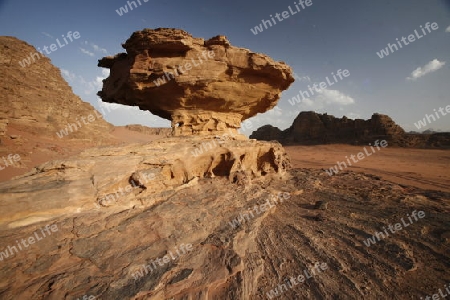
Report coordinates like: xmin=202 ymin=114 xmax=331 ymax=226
xmin=0 ymin=126 xmax=166 ymax=182
xmin=285 ymin=145 xmax=450 ymax=193
xmin=3 ymin=130 xmax=449 ymax=194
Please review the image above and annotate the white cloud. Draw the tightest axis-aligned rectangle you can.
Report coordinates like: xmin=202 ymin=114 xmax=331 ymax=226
xmin=315 ymin=89 xmax=355 ymax=105
xmin=41 ymin=32 xmax=54 ymax=39
xmin=243 ymin=87 xmax=355 ymax=135
xmin=286 ymin=87 xmax=355 ymax=113
xmin=61 ymin=69 xmax=109 ymax=95
xmin=81 ymin=41 xmax=108 ymax=54
xmin=346 ymin=112 xmax=361 ymax=119
xmin=60 ymin=69 xmax=76 ymax=81
xmin=94 ymin=69 xmax=110 ymax=90
xmin=91 ymin=43 xmax=108 ymax=54
xmin=446 ymin=26 xmax=450 ymax=33
xmin=97 ymin=97 xmax=133 ymax=112
xmin=301 ymin=98 xmax=314 ymax=107
xmin=79 ymin=47 xmax=95 ymax=57
xmin=407 ymin=59 xmax=446 ymax=80
xmin=266 ymin=105 xmax=283 ymax=116
xmin=293 ymin=72 xmax=311 ymax=82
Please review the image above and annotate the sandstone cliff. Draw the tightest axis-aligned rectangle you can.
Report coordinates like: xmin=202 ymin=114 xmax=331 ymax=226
xmin=0 ymin=36 xmax=121 ymax=180
xmin=0 ymin=36 xmax=115 ymax=142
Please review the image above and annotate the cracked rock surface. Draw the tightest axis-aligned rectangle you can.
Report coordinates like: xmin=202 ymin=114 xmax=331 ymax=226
xmin=0 ymin=139 xmax=449 ymax=299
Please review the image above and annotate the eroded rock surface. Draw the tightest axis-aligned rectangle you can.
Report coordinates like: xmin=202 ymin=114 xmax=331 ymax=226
xmin=0 ymin=145 xmax=448 ymax=299
xmin=97 ymin=28 xmax=294 ymax=136
xmin=0 ymin=136 xmax=289 ymax=228
xmin=0 ymin=36 xmax=115 ymax=143
xmin=0 ymin=36 xmax=119 ymax=180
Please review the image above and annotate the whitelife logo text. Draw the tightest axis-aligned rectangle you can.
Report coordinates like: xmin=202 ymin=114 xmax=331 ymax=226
xmin=250 ymin=0 xmax=313 ymax=35
xmin=18 ymin=31 xmax=80 ymax=68
xmin=376 ymin=22 xmax=439 ymax=59
xmin=0 ymin=154 xmax=21 ymax=171
xmin=0 ymin=224 xmax=59 ymax=262
xmin=363 ymin=210 xmax=425 ymax=247
xmin=131 ymin=243 xmax=193 ymax=280
xmin=325 ymin=140 xmax=388 ymax=176
xmin=288 ymin=69 xmax=350 ymax=106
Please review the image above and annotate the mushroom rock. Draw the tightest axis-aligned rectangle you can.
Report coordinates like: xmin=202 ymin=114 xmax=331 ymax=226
xmin=97 ymin=28 xmax=294 ymax=136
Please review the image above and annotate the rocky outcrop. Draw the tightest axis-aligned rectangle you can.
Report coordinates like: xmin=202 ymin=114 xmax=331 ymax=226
xmin=0 ymin=136 xmax=291 ymax=297
xmin=283 ymin=112 xmax=405 ymax=144
xmin=0 ymin=36 xmax=115 ymax=142
xmin=0 ymin=148 xmax=449 ymax=299
xmin=251 ymin=111 xmax=450 ymax=148
xmin=249 ymin=124 xmax=283 ymax=142
xmin=0 ymin=36 xmax=120 ymax=180
xmin=97 ymin=28 xmax=294 ymax=136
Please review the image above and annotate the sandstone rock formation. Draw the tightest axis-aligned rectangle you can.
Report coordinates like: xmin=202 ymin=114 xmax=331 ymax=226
xmin=0 ymin=36 xmax=120 ymax=180
xmin=97 ymin=28 xmax=294 ymax=136
xmin=2 ymin=32 xmax=448 ymax=300
xmin=0 ymin=36 xmax=115 ymax=142
xmin=0 ymin=142 xmax=449 ymax=299
xmin=250 ymin=124 xmax=284 ymax=142
xmin=251 ymin=111 xmax=450 ymax=148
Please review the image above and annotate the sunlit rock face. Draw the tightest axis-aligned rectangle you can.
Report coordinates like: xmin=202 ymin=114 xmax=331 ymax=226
xmin=98 ymin=28 xmax=294 ymax=136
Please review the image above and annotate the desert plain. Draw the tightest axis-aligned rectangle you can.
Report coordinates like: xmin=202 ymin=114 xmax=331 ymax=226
xmin=286 ymin=145 xmax=450 ymax=193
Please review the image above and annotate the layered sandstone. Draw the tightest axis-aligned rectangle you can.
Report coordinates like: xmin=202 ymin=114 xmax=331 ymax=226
xmin=0 ymin=36 xmax=120 ymax=180
xmin=0 ymin=36 xmax=115 ymax=142
xmin=0 ymin=147 xmax=448 ymax=299
xmin=97 ymin=28 xmax=294 ymax=136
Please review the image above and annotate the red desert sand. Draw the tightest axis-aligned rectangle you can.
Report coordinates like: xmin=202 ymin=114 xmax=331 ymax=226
xmin=285 ymin=144 xmax=450 ymax=192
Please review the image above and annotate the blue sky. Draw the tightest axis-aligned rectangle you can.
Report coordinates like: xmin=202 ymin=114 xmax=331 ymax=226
xmin=1 ymin=0 xmax=449 ymax=134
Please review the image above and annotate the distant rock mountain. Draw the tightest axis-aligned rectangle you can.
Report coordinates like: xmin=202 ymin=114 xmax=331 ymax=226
xmin=422 ymin=129 xmax=440 ymax=134
xmin=250 ymin=111 xmax=450 ymax=148
xmin=251 ymin=111 xmax=405 ymax=145
xmin=124 ymin=124 xmax=172 ymax=136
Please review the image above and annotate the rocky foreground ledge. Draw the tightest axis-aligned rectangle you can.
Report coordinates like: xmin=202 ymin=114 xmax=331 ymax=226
xmin=0 ymin=136 xmax=289 ymax=229
xmin=0 ymin=136 xmax=449 ymax=299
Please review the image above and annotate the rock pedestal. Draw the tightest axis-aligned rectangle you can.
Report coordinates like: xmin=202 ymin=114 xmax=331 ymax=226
xmin=97 ymin=28 xmax=294 ymax=136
